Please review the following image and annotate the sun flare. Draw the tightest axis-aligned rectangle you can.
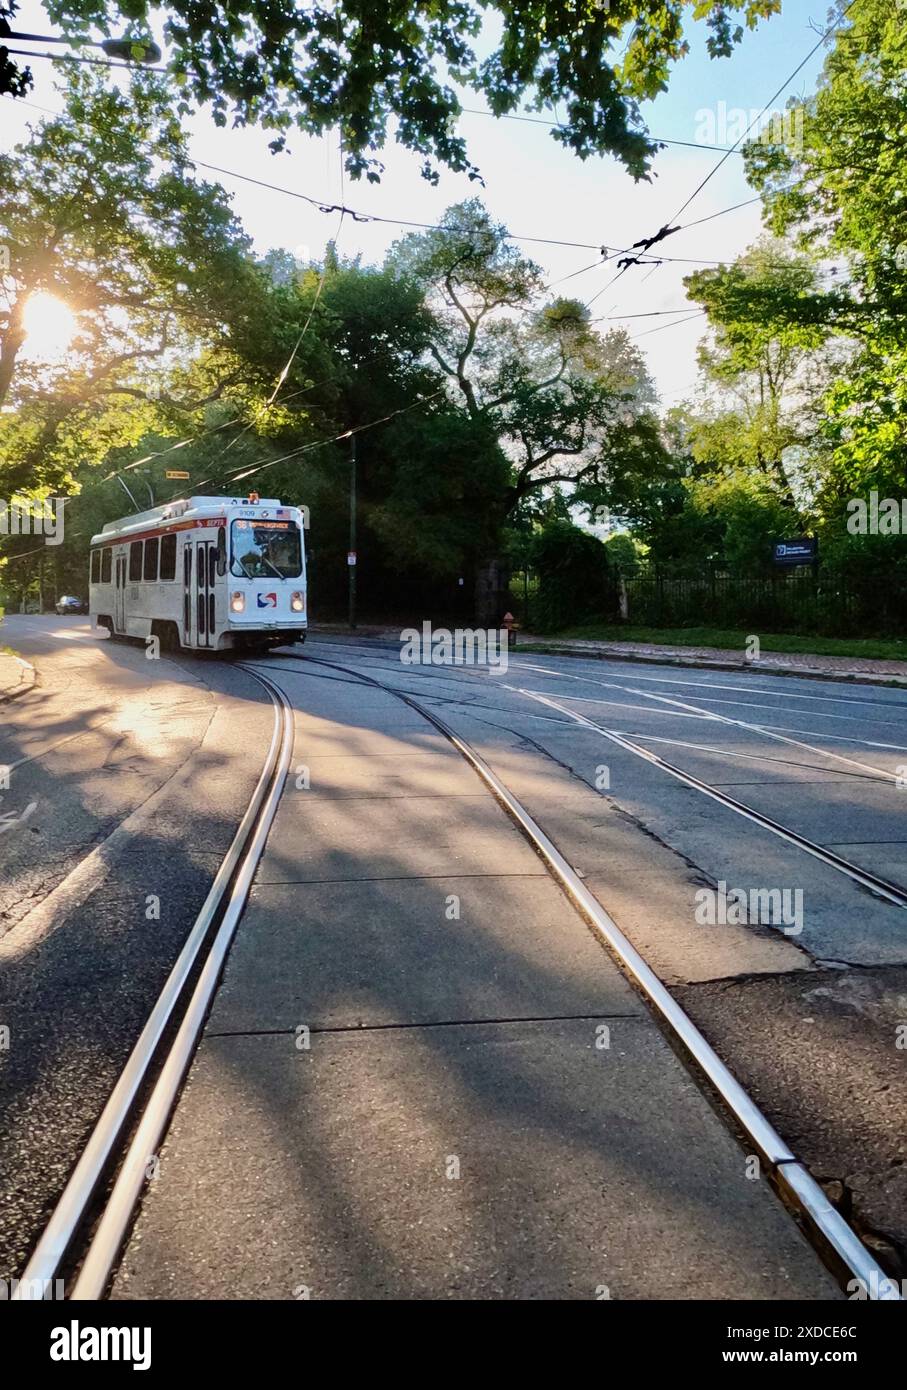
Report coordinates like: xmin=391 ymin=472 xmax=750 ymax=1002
xmin=22 ymin=291 xmax=78 ymax=360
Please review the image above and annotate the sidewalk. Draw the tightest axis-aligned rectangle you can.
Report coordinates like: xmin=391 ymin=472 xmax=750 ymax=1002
xmin=0 ymin=648 xmax=36 ymax=703
xmin=515 ymin=635 xmax=907 ymax=685
xmin=309 ymin=624 xmax=907 ymax=686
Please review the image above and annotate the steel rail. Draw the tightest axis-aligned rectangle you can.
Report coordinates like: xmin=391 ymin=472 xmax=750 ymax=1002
xmin=267 ymin=651 xmax=907 ymax=905
xmin=296 ymin=653 xmax=902 ymax=1300
xmin=13 ymin=666 xmax=293 ymax=1299
xmin=67 ymin=666 xmax=294 ymax=1298
xmin=514 ymin=686 xmax=907 ymax=910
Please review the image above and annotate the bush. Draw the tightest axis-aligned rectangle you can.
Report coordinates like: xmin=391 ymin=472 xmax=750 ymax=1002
xmin=528 ymin=520 xmax=616 ymax=632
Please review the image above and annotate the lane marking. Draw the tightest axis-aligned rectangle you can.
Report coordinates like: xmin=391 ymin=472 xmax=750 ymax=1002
xmin=514 ymin=660 xmax=907 ymax=713
xmin=605 ymin=731 xmax=890 ymax=782
xmin=618 ymin=683 xmax=902 ymax=783
xmin=509 ymin=685 xmax=907 ymax=909
xmin=284 ymin=653 xmax=907 ymax=756
xmin=511 ymin=661 xmax=902 ymax=781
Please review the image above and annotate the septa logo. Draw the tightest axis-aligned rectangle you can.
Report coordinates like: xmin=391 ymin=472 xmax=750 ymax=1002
xmin=257 ymin=592 xmax=277 ymax=608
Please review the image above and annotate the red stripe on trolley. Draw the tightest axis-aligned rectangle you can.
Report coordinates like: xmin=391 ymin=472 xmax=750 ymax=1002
xmin=93 ymin=517 xmax=227 ymax=548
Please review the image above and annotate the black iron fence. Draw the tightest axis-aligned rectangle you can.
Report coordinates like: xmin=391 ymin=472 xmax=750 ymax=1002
xmin=513 ymin=569 xmax=907 ymax=637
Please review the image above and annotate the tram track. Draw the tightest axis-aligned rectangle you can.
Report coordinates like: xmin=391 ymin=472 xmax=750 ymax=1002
xmin=273 ymin=651 xmax=902 ymax=1298
xmin=12 ymin=649 xmax=902 ymax=1300
xmin=268 ymin=650 xmax=907 ymax=909
xmin=12 ymin=665 xmax=294 ymax=1300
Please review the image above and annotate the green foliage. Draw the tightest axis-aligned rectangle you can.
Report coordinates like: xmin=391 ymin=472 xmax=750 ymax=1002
xmin=624 ymin=464 xmax=797 ymax=577
xmin=389 ymin=199 xmax=663 ymax=517
xmin=0 ymin=70 xmax=267 ymax=496
xmin=7 ymin=211 xmax=511 ymax=614
xmin=682 ymin=241 xmax=834 ymax=510
xmin=603 ymin=531 xmax=645 ymax=578
xmin=6 ymin=2 xmax=781 ymax=181
xmin=527 ymin=518 xmax=614 ymax=632
xmin=533 ymin=623 xmax=907 ymax=661
xmin=741 ymin=1 xmax=907 ymax=530
xmin=687 ymin=470 xmax=795 ymax=574
xmin=0 ymin=1 xmax=32 ymax=97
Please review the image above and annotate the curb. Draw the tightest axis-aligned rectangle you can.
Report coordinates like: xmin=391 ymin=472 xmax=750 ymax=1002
xmin=515 ymin=642 xmax=907 ymax=689
xmin=0 ymin=654 xmax=37 ymax=704
xmin=308 ymin=625 xmax=907 ymax=690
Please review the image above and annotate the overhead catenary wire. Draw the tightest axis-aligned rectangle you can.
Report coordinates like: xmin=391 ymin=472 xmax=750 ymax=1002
xmin=265 ymin=211 xmax=344 ymax=409
xmin=2 ymin=95 xmax=825 ymax=273
xmin=102 ymin=375 xmax=341 ymax=484
xmin=592 ymin=308 xmax=696 ymax=321
xmin=191 ymin=388 xmax=446 ymax=492
xmin=456 ymin=106 xmax=740 ymax=154
xmin=666 ymin=0 xmax=860 ymax=226
xmin=630 ymin=310 xmax=707 ymax=340
xmin=1 ymin=390 xmax=446 ymax=565
xmin=588 ymin=2 xmax=858 ymax=294
xmin=211 ymin=135 xmax=346 ymax=460
xmin=1 ymin=34 xmax=851 ymax=506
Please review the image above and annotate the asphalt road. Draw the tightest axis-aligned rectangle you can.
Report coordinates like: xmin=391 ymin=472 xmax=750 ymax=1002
xmin=0 ymin=614 xmax=274 ymax=1279
xmin=282 ymin=637 xmax=907 ymax=1267
xmin=2 ymin=617 xmax=905 ymax=1295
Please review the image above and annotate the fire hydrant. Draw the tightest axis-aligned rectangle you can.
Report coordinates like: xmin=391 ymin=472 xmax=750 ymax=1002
xmin=502 ymin=611 xmax=519 ymax=648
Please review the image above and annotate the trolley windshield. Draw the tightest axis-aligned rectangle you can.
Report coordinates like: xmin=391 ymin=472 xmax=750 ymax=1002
xmin=231 ymin=519 xmax=302 ymax=579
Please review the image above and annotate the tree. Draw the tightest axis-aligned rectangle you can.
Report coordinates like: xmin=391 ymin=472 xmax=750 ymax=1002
xmin=5 ymin=2 xmax=780 ymax=180
xmin=0 ymin=71 xmax=267 ymax=495
xmin=682 ymin=241 xmax=838 ymax=513
xmin=389 ymin=198 xmax=663 ymax=517
xmin=0 ymin=2 xmax=31 ymax=97
xmin=743 ymin=1 xmax=907 ymax=523
xmin=603 ymin=531 xmax=645 ymax=578
xmin=27 ymin=250 xmax=510 ymax=617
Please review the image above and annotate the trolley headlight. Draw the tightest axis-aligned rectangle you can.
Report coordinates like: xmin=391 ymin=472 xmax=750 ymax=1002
xmin=230 ymin=591 xmax=245 ymax=613
xmin=291 ymin=590 xmax=305 ymax=613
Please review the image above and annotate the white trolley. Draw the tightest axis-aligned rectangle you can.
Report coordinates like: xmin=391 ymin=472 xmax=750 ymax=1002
xmin=89 ymin=494 xmax=308 ymax=652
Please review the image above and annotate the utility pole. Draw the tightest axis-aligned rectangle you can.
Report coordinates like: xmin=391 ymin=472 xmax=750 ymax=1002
xmin=348 ymin=433 xmax=357 ymax=630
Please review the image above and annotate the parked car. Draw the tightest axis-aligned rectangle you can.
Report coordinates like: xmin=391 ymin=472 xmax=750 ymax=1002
xmin=55 ymin=594 xmax=86 ymax=615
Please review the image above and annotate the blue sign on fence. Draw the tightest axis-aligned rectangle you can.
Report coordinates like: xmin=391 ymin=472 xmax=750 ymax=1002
xmin=773 ymin=538 xmax=818 ymax=566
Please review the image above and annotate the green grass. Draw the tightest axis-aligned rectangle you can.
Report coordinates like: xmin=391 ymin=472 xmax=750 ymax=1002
xmin=526 ymin=624 xmax=907 ymax=662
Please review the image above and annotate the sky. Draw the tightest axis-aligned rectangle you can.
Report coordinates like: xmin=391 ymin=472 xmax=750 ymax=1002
xmin=2 ymin=0 xmax=834 ymax=407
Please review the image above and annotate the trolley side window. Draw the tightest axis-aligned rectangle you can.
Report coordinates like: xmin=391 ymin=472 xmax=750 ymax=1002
xmin=90 ymin=549 xmax=101 ymax=583
xmin=143 ymin=536 xmax=159 ymax=581
xmin=129 ymin=540 xmax=143 ymax=581
xmin=160 ymin=533 xmax=177 ymax=581
xmin=101 ymin=548 xmax=112 ymax=583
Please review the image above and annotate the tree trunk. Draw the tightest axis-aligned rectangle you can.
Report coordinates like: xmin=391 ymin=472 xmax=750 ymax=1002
xmin=0 ymin=299 xmax=28 ymax=409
